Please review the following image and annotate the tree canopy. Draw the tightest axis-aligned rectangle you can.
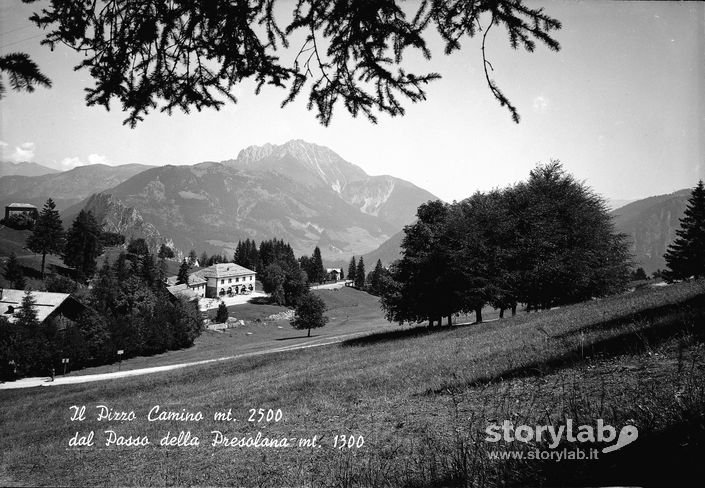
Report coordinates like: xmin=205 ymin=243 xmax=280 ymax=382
xmin=291 ymin=292 xmax=329 ymax=337
xmin=381 ymin=162 xmax=631 ymax=326
xmin=16 ymin=0 xmax=561 ymax=126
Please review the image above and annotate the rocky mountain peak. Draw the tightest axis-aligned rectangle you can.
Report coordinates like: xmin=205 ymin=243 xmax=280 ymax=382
xmin=230 ymin=139 xmax=367 ymax=193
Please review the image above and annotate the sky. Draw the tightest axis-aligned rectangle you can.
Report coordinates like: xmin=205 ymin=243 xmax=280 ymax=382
xmin=0 ymin=1 xmax=703 ymax=203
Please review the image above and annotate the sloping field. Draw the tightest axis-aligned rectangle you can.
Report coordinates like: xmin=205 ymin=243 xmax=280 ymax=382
xmin=1 ymin=281 xmax=704 ymax=487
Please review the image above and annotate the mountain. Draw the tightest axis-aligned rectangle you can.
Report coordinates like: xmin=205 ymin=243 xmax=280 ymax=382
xmin=360 ymin=229 xmax=405 ymax=268
xmin=71 ymin=141 xmax=439 ymax=261
xmin=610 ymin=188 xmax=691 ymax=274
xmin=0 ymin=163 xmax=153 ymax=211
xmin=0 ymin=161 xmax=59 ymax=178
xmin=223 ymin=140 xmax=437 ymax=230
xmin=606 ymin=198 xmax=637 ymax=211
xmin=361 ymin=188 xmax=693 ymax=274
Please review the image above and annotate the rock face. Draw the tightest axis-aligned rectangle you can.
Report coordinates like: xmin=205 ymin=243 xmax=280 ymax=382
xmin=69 ymin=193 xmax=173 ymax=254
xmin=224 ymin=140 xmax=437 ymax=230
xmin=73 ymin=141 xmax=438 ymax=261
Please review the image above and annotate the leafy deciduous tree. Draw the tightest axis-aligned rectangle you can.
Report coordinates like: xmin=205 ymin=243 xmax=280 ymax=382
xmin=291 ymin=292 xmax=329 ymax=337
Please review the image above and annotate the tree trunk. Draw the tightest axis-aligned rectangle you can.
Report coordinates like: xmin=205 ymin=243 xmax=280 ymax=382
xmin=475 ymin=307 xmax=483 ymax=323
xmin=307 ymin=328 xmax=311 ymax=337
xmin=41 ymin=251 xmax=47 ymax=280
xmin=511 ymin=304 xmax=517 ymax=316
xmin=447 ymin=315 xmax=452 ymax=326
xmin=499 ymin=308 xmax=505 ymax=319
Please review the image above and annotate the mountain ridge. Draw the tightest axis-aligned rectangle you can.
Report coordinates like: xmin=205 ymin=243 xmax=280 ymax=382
xmin=67 ymin=141 xmax=438 ymax=261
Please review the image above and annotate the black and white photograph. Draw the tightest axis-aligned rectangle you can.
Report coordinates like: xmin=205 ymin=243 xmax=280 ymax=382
xmin=0 ymin=0 xmax=703 ymax=486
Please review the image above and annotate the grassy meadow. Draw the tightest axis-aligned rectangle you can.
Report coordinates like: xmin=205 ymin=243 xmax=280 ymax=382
xmin=1 ymin=281 xmax=704 ymax=487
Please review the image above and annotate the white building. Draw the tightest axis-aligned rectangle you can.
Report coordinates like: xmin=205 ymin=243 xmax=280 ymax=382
xmin=194 ymin=263 xmax=256 ymax=298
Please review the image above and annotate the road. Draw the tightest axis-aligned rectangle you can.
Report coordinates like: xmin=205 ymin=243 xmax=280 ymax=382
xmin=0 ymin=330 xmax=371 ymax=390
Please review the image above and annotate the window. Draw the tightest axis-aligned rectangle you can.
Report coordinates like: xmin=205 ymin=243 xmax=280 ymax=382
xmin=221 ymin=279 xmax=225 ymax=285
xmin=236 ymin=277 xmax=239 ymax=282
xmin=228 ymin=278 xmax=232 ymax=283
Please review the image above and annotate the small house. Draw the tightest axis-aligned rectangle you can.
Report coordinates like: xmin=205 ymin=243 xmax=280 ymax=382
xmin=4 ymin=203 xmax=38 ymax=221
xmin=0 ymin=288 xmax=88 ymax=328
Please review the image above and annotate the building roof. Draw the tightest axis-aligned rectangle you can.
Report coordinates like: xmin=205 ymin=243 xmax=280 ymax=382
xmin=6 ymin=203 xmax=38 ymax=209
xmin=165 ymin=274 xmax=207 ymax=287
xmin=196 ymin=263 xmax=256 ymax=279
xmin=166 ymin=284 xmax=199 ymax=301
xmin=0 ymin=289 xmax=78 ymax=324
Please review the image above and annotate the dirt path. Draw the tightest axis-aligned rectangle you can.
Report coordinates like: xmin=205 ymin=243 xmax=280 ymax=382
xmin=0 ymin=330 xmax=370 ymax=390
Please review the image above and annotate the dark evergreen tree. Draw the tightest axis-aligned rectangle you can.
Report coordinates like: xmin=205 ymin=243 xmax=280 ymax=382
xmin=3 ymin=252 xmax=25 ymax=288
xmin=369 ymin=259 xmax=386 ymax=296
xmin=215 ymin=302 xmax=229 ymax=323
xmin=348 ymin=257 xmax=357 ymax=284
xmin=63 ymin=210 xmax=103 ymax=282
xmin=188 ymin=249 xmax=198 ymax=266
xmin=310 ymin=247 xmax=326 ymax=284
xmin=176 ymin=259 xmax=190 ymax=285
xmin=15 ymin=289 xmax=39 ymax=328
xmin=26 ymin=198 xmax=65 ymax=279
xmin=200 ymin=251 xmax=209 ymax=268
xmin=290 ymin=293 xmax=329 ymax=337
xmin=664 ymin=180 xmax=705 ymax=280
xmin=355 ymin=257 xmax=366 ymax=289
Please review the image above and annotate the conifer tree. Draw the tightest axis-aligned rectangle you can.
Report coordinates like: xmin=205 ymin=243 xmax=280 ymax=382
xmin=311 ymin=247 xmax=326 ymax=284
xmin=355 ymin=257 xmax=366 ymax=289
xmin=63 ymin=210 xmax=103 ymax=282
xmin=347 ymin=257 xmax=357 ymax=283
xmin=664 ymin=180 xmax=705 ymax=280
xmin=15 ymin=289 xmax=39 ymax=328
xmin=177 ymin=259 xmax=190 ymax=285
xmin=370 ymin=259 xmax=386 ymax=295
xmin=216 ymin=302 xmax=229 ymax=323
xmin=26 ymin=198 xmax=65 ymax=279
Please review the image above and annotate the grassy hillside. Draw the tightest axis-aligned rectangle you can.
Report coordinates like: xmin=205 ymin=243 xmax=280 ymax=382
xmin=1 ymin=281 xmax=704 ymax=487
